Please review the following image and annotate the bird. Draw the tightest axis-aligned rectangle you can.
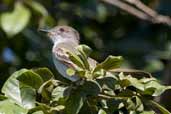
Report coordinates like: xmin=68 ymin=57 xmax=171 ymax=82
xmin=39 ymin=26 xmax=97 ymax=82
xmin=39 ymin=25 xmax=152 ymax=82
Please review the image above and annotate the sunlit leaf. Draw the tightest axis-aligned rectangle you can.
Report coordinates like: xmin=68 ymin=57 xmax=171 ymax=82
xmin=67 ymin=51 xmax=85 ymax=69
xmin=1 ymin=69 xmax=36 ymax=109
xmin=66 ymin=68 xmax=76 ymax=76
xmin=52 ymin=86 xmax=70 ymax=102
xmin=96 ymin=56 xmax=123 ymax=70
xmin=98 ymin=109 xmax=107 ymax=114
xmin=0 ymin=2 xmax=31 ymax=37
xmin=144 ymin=80 xmax=171 ymax=96
xmin=76 ymin=45 xmax=92 ymax=69
xmin=140 ymin=111 xmax=155 ymax=114
xmin=0 ymin=99 xmax=28 ymax=114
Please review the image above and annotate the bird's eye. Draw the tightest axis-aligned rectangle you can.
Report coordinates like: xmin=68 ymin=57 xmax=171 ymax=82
xmin=59 ymin=28 xmax=65 ymax=32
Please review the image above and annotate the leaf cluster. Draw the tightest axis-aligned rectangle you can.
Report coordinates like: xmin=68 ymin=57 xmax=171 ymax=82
xmin=0 ymin=45 xmax=171 ymax=114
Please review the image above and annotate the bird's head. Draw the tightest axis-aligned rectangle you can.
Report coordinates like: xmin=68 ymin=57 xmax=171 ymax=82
xmin=39 ymin=26 xmax=80 ymax=44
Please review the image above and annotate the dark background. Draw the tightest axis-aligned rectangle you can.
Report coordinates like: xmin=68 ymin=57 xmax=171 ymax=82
xmin=0 ymin=0 xmax=171 ymax=110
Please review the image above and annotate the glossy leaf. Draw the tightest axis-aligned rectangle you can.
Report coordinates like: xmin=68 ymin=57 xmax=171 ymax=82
xmin=0 ymin=99 xmax=28 ymax=114
xmin=1 ymin=69 xmax=36 ymax=109
xmin=32 ymin=67 xmax=54 ymax=82
xmin=96 ymin=56 xmax=123 ymax=70
xmin=98 ymin=109 xmax=107 ymax=114
xmin=76 ymin=45 xmax=92 ymax=58
xmin=1 ymin=2 xmax=31 ymax=37
xmin=17 ymin=70 xmax=44 ymax=90
xmin=67 ymin=51 xmax=85 ymax=69
xmin=51 ymin=86 xmax=70 ymax=102
xmin=66 ymin=68 xmax=76 ymax=76
xmin=77 ymin=45 xmax=92 ymax=69
xmin=79 ymin=80 xmax=102 ymax=96
xmin=145 ymin=80 xmax=171 ymax=96
xmin=64 ymin=90 xmax=84 ymax=114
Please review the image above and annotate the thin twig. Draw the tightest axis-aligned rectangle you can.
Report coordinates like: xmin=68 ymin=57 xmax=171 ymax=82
xmin=124 ymin=0 xmax=171 ymax=25
xmin=101 ymin=0 xmax=171 ymax=26
xmin=98 ymin=93 xmax=129 ymax=100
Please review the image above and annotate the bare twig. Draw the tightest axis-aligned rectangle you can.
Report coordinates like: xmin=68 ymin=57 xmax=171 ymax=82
xmin=101 ymin=0 xmax=171 ymax=26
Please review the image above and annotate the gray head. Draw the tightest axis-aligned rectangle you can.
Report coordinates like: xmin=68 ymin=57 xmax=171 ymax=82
xmin=40 ymin=26 xmax=80 ymax=44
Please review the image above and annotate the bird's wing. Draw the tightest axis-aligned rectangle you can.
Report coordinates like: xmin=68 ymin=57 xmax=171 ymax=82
xmin=88 ymin=57 xmax=98 ymax=69
xmin=52 ymin=46 xmax=77 ymax=69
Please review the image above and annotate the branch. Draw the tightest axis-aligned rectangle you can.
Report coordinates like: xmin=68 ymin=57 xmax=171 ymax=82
xmin=101 ymin=0 xmax=171 ymax=26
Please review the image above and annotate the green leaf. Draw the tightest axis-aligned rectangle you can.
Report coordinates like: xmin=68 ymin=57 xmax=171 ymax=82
xmin=97 ymin=76 xmax=117 ymax=90
xmin=140 ymin=111 xmax=155 ymax=114
xmin=64 ymin=90 xmax=84 ymax=114
xmin=52 ymin=86 xmax=70 ymax=102
xmin=120 ymin=75 xmax=145 ymax=91
xmin=0 ymin=99 xmax=28 ymax=114
xmin=67 ymin=51 xmax=85 ymax=69
xmin=38 ymin=80 xmax=55 ymax=101
xmin=32 ymin=111 xmax=44 ymax=114
xmin=66 ymin=68 xmax=76 ymax=76
xmin=1 ymin=69 xmax=36 ymax=109
xmin=32 ymin=67 xmax=54 ymax=82
xmin=79 ymin=80 xmax=102 ymax=96
xmin=17 ymin=70 xmax=44 ymax=90
xmin=144 ymin=80 xmax=171 ymax=96
xmin=0 ymin=2 xmax=31 ymax=37
xmin=149 ymin=100 xmax=171 ymax=114
xmin=96 ymin=56 xmax=123 ymax=70
xmin=77 ymin=45 xmax=92 ymax=69
xmin=98 ymin=109 xmax=107 ymax=114
xmin=76 ymin=45 xmax=92 ymax=58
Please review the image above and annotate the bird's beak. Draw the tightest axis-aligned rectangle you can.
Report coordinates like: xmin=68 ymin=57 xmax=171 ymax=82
xmin=38 ymin=28 xmax=50 ymax=33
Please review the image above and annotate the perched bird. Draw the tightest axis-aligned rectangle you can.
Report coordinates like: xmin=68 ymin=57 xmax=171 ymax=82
xmin=39 ymin=25 xmax=151 ymax=82
xmin=39 ymin=26 xmax=97 ymax=82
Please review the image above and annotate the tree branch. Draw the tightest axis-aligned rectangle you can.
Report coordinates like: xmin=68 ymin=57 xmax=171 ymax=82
xmin=101 ymin=0 xmax=171 ymax=26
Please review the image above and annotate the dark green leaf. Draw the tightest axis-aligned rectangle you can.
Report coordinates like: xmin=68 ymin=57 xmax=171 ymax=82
xmin=17 ymin=70 xmax=44 ymax=90
xmin=79 ymin=80 xmax=102 ymax=96
xmin=64 ymin=90 xmax=84 ymax=114
xmin=32 ymin=67 xmax=54 ymax=82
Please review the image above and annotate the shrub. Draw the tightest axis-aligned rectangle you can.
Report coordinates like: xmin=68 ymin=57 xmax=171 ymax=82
xmin=0 ymin=45 xmax=171 ymax=114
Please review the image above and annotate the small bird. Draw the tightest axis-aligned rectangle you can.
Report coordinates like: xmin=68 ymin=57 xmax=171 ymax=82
xmin=40 ymin=26 xmax=151 ymax=81
xmin=39 ymin=26 xmax=97 ymax=82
